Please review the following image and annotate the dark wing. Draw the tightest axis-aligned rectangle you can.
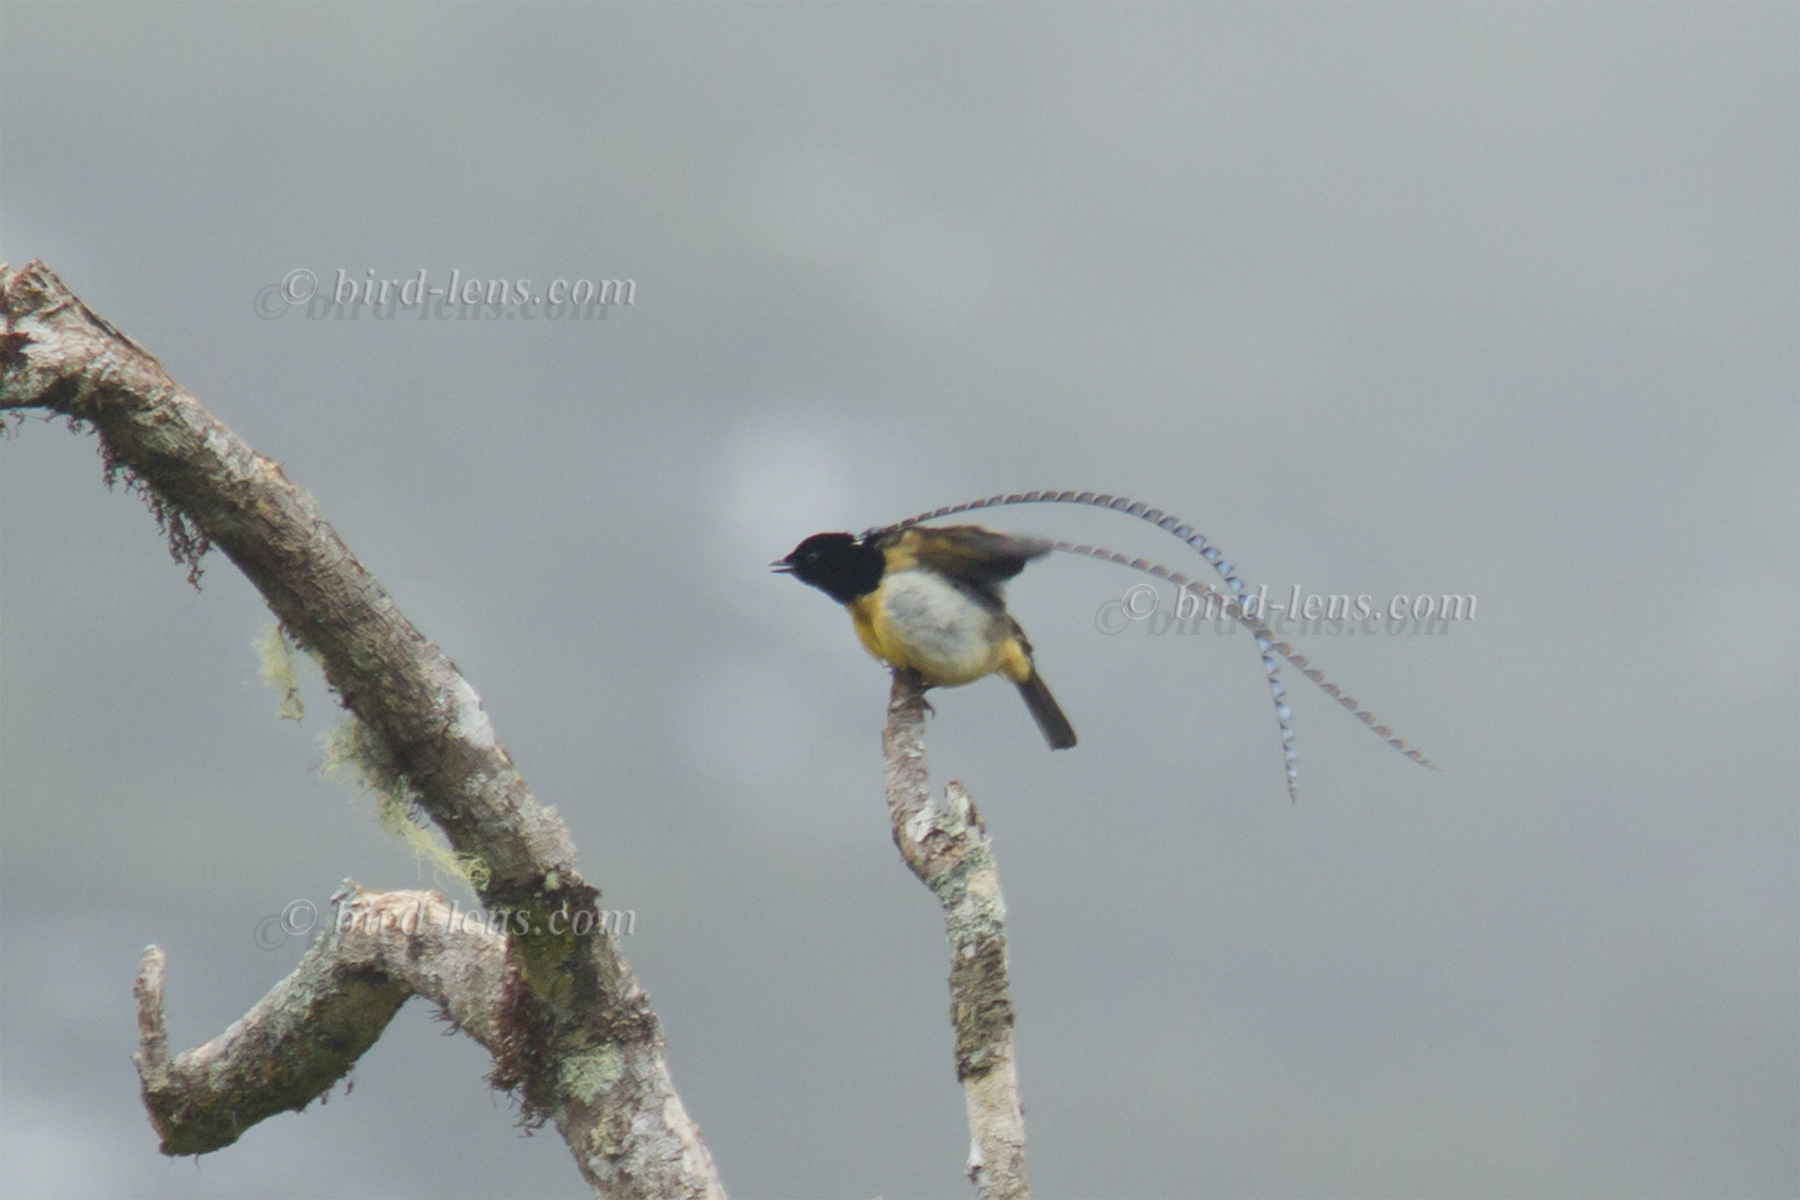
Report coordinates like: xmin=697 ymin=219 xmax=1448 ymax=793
xmin=886 ymin=524 xmax=1054 ymax=586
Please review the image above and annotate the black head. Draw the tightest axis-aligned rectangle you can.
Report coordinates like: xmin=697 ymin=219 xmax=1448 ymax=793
xmin=773 ymin=531 xmax=885 ymax=604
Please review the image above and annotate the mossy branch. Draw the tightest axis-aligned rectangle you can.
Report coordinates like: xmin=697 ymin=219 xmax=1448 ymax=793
xmin=3 ymin=261 xmax=721 ymax=1199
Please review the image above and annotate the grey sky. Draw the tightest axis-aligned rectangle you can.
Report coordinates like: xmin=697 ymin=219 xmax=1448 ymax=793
xmin=3 ymin=4 xmax=1796 ymax=1196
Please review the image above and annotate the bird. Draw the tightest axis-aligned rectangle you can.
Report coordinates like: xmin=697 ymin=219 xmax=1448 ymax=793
xmin=774 ymin=523 xmax=1077 ymax=749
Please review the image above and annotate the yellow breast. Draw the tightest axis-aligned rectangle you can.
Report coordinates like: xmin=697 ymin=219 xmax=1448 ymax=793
xmin=848 ymin=569 xmax=1029 ymax=687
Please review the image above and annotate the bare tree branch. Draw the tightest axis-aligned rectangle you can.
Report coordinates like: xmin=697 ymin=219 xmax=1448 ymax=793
xmin=2 ymin=261 xmax=722 ymax=1198
xmin=884 ymin=673 xmax=1030 ymax=1200
xmin=134 ymin=887 xmax=504 ymax=1156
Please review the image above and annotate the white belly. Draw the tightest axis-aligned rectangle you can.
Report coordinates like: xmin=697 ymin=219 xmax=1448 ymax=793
xmin=877 ymin=569 xmax=1006 ymax=685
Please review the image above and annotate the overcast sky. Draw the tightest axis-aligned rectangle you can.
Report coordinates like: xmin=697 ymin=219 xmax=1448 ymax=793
xmin=3 ymin=4 xmax=1796 ymax=1197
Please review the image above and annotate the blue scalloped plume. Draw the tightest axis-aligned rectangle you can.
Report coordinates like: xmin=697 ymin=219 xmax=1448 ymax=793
xmin=875 ymin=491 xmax=1438 ymax=800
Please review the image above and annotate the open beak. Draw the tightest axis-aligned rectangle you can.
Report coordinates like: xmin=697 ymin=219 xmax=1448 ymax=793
xmin=770 ymin=560 xmax=792 ymax=573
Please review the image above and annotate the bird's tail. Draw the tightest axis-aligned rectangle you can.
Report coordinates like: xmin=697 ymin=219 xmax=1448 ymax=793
xmin=1017 ymin=670 xmax=1077 ymax=750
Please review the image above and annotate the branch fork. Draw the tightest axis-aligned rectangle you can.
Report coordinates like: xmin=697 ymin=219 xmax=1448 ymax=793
xmin=3 ymin=261 xmax=721 ymax=1199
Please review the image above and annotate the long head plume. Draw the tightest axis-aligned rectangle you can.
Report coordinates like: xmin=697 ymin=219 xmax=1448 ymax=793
xmin=871 ymin=491 xmax=1438 ymax=801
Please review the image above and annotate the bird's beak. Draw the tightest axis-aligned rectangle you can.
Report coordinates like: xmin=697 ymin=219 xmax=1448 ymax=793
xmin=770 ymin=560 xmax=792 ymax=573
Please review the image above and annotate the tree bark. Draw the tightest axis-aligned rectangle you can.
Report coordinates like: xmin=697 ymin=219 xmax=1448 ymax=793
xmin=883 ymin=674 xmax=1030 ymax=1199
xmin=135 ymin=887 xmax=504 ymax=1156
xmin=1 ymin=260 xmax=723 ymax=1199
